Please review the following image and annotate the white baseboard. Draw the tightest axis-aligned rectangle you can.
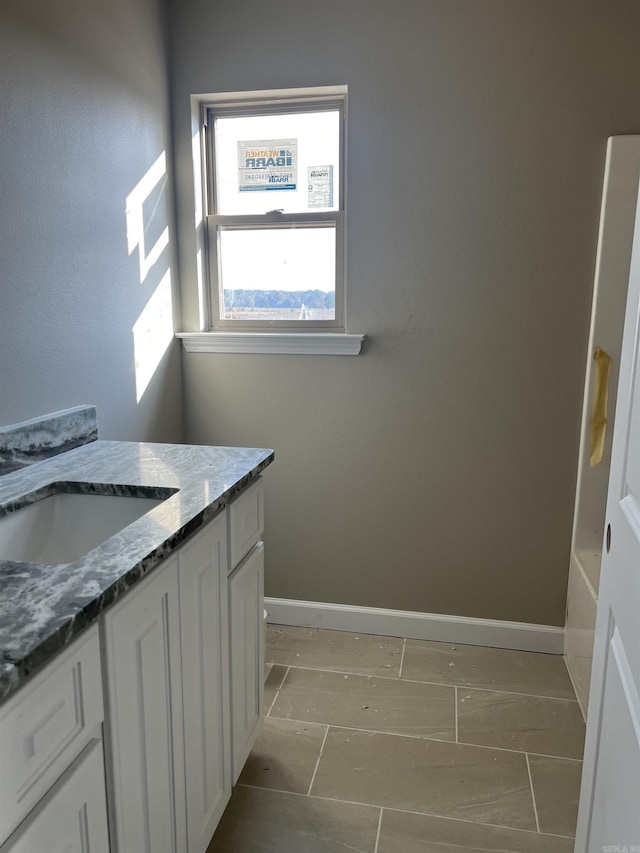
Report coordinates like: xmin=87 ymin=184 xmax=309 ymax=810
xmin=264 ymin=598 xmax=565 ymax=655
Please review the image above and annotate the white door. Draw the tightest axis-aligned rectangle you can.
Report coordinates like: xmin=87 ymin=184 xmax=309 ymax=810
xmin=575 ymin=183 xmax=640 ymax=850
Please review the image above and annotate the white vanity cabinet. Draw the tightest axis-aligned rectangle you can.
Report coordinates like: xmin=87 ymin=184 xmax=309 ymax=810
xmin=0 ymin=476 xmax=267 ymax=853
xmin=103 ymin=478 xmax=265 ymax=852
xmin=102 ymin=516 xmax=231 ymax=853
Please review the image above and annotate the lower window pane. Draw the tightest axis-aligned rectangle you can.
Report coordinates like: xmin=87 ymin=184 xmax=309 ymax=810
xmin=219 ymin=226 xmax=336 ymax=322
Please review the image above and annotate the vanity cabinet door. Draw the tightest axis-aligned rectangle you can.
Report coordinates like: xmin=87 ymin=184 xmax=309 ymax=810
xmin=0 ymin=625 xmax=103 ymax=844
xmin=229 ymin=541 xmax=265 ymax=784
xmin=101 ymin=554 xmax=187 ymax=853
xmin=179 ymin=515 xmax=231 ymax=853
xmin=0 ymin=739 xmax=109 ymax=853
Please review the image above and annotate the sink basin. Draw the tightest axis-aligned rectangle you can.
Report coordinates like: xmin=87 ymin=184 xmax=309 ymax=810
xmin=0 ymin=484 xmax=175 ymax=565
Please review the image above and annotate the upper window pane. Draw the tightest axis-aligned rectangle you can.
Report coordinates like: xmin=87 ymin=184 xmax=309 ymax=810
xmin=214 ymin=110 xmax=340 ymax=215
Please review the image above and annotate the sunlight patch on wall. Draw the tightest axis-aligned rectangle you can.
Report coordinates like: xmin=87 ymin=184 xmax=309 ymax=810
xmin=127 ymin=150 xmax=177 ymax=404
xmin=133 ymin=271 xmax=173 ymax=403
xmin=126 ymin=152 xmax=170 ymax=284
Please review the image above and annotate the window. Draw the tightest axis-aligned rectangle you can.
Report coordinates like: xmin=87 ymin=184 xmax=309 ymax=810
xmin=203 ymin=88 xmax=346 ymax=333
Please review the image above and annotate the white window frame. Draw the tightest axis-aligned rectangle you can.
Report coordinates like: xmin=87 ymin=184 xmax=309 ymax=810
xmin=203 ymin=88 xmax=347 ymax=334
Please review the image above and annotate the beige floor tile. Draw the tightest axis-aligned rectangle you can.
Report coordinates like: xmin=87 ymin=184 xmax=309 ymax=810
xmin=457 ymin=689 xmax=585 ymax=758
xmin=402 ymin=640 xmax=575 ymax=699
xmin=207 ymin=785 xmax=380 ymax=853
xmin=263 ymin=664 xmax=288 ymax=710
xmin=528 ymin=755 xmax=582 ymax=837
xmin=311 ymin=727 xmax=537 ymax=831
xmin=377 ymin=809 xmax=575 ymax=852
xmin=270 ymin=667 xmax=455 ymax=739
xmin=266 ymin=624 xmax=403 ymax=676
xmin=238 ymin=717 xmax=327 ymax=794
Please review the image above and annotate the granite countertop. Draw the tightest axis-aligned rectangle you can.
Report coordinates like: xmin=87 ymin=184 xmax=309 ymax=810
xmin=0 ymin=439 xmax=274 ymax=706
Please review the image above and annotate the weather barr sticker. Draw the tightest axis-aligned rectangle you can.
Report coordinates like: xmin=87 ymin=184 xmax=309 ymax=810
xmin=238 ymin=139 xmax=297 ymax=192
xmin=308 ymin=165 xmax=333 ymax=208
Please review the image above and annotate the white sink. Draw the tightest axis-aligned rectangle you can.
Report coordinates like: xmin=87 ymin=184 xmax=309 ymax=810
xmin=0 ymin=490 xmax=167 ymax=565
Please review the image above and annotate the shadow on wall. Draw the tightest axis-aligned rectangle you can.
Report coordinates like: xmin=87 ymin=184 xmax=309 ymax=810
xmin=1 ymin=0 xmax=167 ymax=102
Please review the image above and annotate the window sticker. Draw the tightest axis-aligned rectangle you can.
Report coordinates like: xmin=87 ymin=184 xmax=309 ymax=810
xmin=237 ymin=139 xmax=297 ymax=192
xmin=307 ymin=165 xmax=333 ymax=208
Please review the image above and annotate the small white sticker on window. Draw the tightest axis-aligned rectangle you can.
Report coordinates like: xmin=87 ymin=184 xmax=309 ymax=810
xmin=308 ymin=165 xmax=333 ymax=208
xmin=238 ymin=139 xmax=297 ymax=192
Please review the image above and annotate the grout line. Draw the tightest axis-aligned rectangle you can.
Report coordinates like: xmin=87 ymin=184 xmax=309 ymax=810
xmin=525 ymin=753 xmax=541 ymax=833
xmin=373 ymin=807 xmax=383 ymax=853
xmin=267 ymin=663 xmax=578 ymax=702
xmin=276 ymin=665 xmax=290 ymax=690
xmin=262 ymin=714 xmax=583 ymax=762
xmin=306 ymin=725 xmax=330 ymax=796
xmin=266 ymin=712 xmax=456 ymax=744
xmin=447 ymin=684 xmax=580 ymax=705
xmin=379 ymin=802 xmax=574 ymax=840
xmin=236 ymin=784 xmax=575 ymax=840
xmin=454 ymin=686 xmax=458 ymax=743
xmin=239 ymin=782 xmax=379 ymax=811
xmin=399 ymin=638 xmax=406 ymax=678
xmin=266 ymin=665 xmax=290 ymax=717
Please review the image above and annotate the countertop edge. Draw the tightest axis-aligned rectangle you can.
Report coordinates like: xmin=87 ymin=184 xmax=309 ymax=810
xmin=0 ymin=447 xmax=274 ymax=707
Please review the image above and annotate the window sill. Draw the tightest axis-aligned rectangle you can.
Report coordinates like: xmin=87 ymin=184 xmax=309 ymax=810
xmin=176 ymin=332 xmax=365 ymax=356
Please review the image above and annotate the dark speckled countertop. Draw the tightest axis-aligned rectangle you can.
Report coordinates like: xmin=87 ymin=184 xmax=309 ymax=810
xmin=0 ymin=440 xmax=274 ymax=706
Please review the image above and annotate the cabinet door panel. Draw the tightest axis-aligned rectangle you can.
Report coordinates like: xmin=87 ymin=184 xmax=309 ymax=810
xmin=0 ymin=627 xmax=103 ymax=845
xmin=228 ymin=479 xmax=264 ymax=568
xmin=229 ymin=542 xmax=265 ymax=783
xmin=1 ymin=739 xmax=109 ymax=853
xmin=179 ymin=516 xmax=231 ymax=853
xmin=102 ymin=556 xmax=186 ymax=853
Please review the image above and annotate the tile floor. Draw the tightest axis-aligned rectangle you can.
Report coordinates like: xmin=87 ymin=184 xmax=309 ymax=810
xmin=208 ymin=625 xmax=584 ymax=852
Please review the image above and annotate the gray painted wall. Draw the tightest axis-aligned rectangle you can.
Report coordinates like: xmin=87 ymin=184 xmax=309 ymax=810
xmin=0 ymin=0 xmax=184 ymax=442
xmin=171 ymin=0 xmax=640 ymax=626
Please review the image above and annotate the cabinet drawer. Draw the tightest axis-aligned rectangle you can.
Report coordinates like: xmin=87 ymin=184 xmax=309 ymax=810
xmin=0 ymin=739 xmax=109 ymax=853
xmin=228 ymin=479 xmax=264 ymax=570
xmin=0 ymin=626 xmax=103 ymax=844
